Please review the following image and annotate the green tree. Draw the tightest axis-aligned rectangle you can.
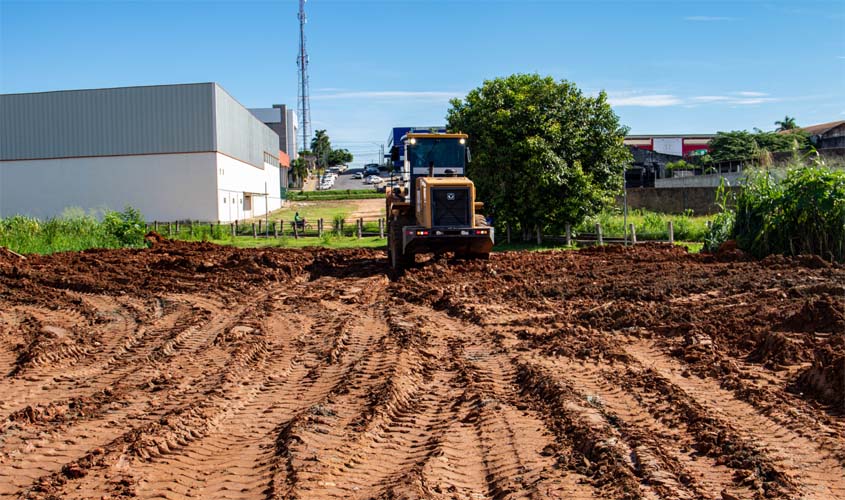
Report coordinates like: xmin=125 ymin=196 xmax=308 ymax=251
xmin=775 ymin=115 xmax=798 ymax=131
xmin=328 ymin=148 xmax=353 ymax=166
xmin=706 ymin=129 xmax=809 ymax=163
xmin=310 ymin=130 xmax=332 ymax=169
xmin=446 ymin=74 xmax=631 ymax=235
xmin=290 ymin=157 xmax=309 ymax=187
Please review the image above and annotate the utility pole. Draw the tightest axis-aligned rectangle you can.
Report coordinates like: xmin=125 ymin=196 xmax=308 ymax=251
xmin=297 ymin=0 xmax=311 ymax=153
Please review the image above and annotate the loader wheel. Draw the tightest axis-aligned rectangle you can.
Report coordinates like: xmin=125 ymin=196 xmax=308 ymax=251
xmin=388 ymin=220 xmax=412 ymax=273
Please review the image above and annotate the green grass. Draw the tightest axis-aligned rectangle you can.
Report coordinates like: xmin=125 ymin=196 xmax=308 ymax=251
xmin=574 ymin=209 xmax=713 ymax=242
xmin=287 ymin=189 xmax=384 ymax=201
xmin=0 ymin=207 xmax=146 ymax=255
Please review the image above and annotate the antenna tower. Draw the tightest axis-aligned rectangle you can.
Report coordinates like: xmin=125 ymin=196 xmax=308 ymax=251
xmin=297 ymin=0 xmax=311 ymax=153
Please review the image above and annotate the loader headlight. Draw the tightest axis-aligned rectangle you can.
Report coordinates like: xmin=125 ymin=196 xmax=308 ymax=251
xmin=409 ymin=138 xmax=416 ymax=145
xmin=459 ymin=138 xmax=466 ymax=144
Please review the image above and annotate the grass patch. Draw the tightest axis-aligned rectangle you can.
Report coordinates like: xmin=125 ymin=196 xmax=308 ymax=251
xmin=288 ymin=189 xmax=383 ymax=201
xmin=575 ymin=208 xmax=713 ymax=241
xmin=0 ymin=207 xmax=146 ymax=255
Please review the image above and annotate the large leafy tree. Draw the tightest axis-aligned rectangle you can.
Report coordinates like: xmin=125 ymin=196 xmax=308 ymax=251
xmin=446 ymin=74 xmax=631 ymax=234
xmin=706 ymin=129 xmax=809 ymax=163
xmin=328 ymin=148 xmax=353 ymax=166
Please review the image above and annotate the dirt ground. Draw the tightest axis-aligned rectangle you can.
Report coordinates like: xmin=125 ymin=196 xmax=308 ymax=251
xmin=0 ymin=241 xmax=843 ymax=500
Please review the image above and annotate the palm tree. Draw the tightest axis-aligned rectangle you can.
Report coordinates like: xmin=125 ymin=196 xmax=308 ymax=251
xmin=775 ymin=116 xmax=798 ymax=131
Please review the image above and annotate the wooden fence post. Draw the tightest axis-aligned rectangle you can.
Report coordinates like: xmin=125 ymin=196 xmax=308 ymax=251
xmin=293 ymin=221 xmax=299 ymax=239
xmin=595 ymin=223 xmax=603 ymax=245
xmin=379 ymin=218 xmax=385 ymax=238
xmin=535 ymin=226 xmax=542 ymax=245
xmin=357 ymin=218 xmax=363 ymax=239
xmin=154 ymin=221 xmax=158 ymax=232
xmin=565 ymin=224 xmax=572 ymax=246
xmin=230 ymin=222 xmax=235 ymax=237
xmin=258 ymin=220 xmax=262 ymax=235
xmin=629 ymin=223 xmax=637 ymax=244
xmin=252 ymin=223 xmax=257 ymax=239
xmin=176 ymin=221 xmax=180 ymax=235
xmin=234 ymin=220 xmax=238 ymax=236
xmin=667 ymin=221 xmax=674 ymax=244
xmin=273 ymin=221 xmax=278 ymax=238
xmin=506 ymin=223 xmax=511 ymax=244
xmin=318 ymin=218 xmax=324 ymax=237
xmin=340 ymin=219 xmax=345 ymax=236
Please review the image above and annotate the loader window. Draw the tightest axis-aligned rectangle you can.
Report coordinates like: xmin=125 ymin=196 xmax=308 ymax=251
xmin=408 ymin=139 xmax=465 ymax=172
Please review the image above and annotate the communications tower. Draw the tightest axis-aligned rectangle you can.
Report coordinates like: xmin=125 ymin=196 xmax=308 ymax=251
xmin=297 ymin=0 xmax=311 ymax=152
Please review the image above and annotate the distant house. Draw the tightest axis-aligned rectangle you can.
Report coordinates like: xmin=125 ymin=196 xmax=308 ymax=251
xmin=800 ymin=120 xmax=845 ymax=150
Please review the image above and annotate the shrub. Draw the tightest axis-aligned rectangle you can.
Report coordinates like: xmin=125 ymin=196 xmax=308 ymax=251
xmin=102 ymin=206 xmax=147 ymax=247
xmin=709 ymin=163 xmax=845 ymax=261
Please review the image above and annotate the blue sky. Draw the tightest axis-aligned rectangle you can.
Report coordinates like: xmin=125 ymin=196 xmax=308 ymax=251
xmin=2 ymin=0 xmax=844 ymax=165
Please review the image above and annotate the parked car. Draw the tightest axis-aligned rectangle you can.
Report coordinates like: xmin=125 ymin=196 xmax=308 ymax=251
xmin=366 ymin=175 xmax=384 ymax=185
xmin=351 ymin=172 xmax=363 ymax=179
xmin=364 ymin=165 xmax=380 ymax=176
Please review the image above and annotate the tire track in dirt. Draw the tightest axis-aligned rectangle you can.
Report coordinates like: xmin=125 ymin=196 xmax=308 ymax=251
xmin=11 ymin=293 xmax=288 ymax=498
xmin=2 ymin=243 xmax=844 ymax=500
xmin=623 ymin=338 xmax=845 ymax=499
xmin=529 ymin=355 xmax=755 ymax=500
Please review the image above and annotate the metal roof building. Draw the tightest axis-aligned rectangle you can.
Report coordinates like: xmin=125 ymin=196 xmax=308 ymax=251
xmin=1 ymin=83 xmax=285 ymax=222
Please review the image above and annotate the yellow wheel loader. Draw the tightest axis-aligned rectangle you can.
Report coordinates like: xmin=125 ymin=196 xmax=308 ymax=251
xmin=386 ymin=132 xmax=494 ymax=272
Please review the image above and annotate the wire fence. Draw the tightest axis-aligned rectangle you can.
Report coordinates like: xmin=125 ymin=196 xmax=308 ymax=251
xmin=146 ymin=216 xmax=389 ymax=241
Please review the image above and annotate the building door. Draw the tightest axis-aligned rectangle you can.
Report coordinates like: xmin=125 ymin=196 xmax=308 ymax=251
xmin=243 ymin=194 xmax=252 ymax=219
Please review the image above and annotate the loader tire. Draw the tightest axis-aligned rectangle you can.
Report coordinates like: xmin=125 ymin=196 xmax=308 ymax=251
xmin=388 ymin=220 xmax=412 ymax=274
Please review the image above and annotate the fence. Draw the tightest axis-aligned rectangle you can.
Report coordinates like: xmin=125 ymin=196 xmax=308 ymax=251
xmin=145 ymin=216 xmax=389 ymax=241
xmin=501 ymin=220 xmax=705 ymax=246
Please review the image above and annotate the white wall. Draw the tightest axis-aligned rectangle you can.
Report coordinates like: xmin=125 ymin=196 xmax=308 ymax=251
xmin=0 ymin=152 xmax=218 ymax=221
xmin=215 ymin=153 xmax=282 ymax=222
xmin=286 ymin=109 xmax=298 ymax=160
xmin=653 ymin=138 xmax=683 ymax=156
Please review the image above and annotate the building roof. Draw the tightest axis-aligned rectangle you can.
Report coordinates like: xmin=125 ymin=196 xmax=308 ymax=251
xmin=800 ymin=120 xmax=845 ymax=136
xmin=625 ymin=134 xmax=716 ymax=139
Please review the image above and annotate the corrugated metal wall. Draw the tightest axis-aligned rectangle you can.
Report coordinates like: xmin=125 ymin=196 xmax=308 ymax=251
xmin=214 ymin=86 xmax=278 ymax=168
xmin=0 ymin=84 xmax=217 ymax=161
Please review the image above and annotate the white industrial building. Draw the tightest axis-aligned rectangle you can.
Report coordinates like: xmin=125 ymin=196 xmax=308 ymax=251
xmin=0 ymin=83 xmax=286 ymax=222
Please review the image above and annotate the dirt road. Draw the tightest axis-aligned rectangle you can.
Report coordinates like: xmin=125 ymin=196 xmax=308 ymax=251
xmin=0 ymin=241 xmax=843 ymax=499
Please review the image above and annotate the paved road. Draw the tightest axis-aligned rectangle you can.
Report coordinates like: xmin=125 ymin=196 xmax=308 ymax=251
xmin=320 ymin=168 xmax=395 ymax=192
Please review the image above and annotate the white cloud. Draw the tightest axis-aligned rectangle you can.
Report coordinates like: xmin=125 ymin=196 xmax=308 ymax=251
xmin=607 ymin=94 xmax=683 ymax=107
xmin=691 ymin=95 xmax=733 ymax=103
xmin=312 ymin=90 xmax=462 ymax=100
xmin=838 ymin=56 xmax=845 ymax=60
xmin=689 ymin=94 xmax=778 ymax=106
xmin=683 ymin=16 xmax=736 ymax=22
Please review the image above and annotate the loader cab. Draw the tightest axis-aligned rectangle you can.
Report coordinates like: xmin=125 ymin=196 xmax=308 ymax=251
xmin=390 ymin=133 xmax=470 ymax=205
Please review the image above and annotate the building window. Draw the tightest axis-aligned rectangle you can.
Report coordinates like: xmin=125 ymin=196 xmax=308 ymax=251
xmin=264 ymin=151 xmax=279 ymax=167
xmin=243 ymin=195 xmax=252 ymax=211
xmin=223 ymin=197 xmax=227 ymax=204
